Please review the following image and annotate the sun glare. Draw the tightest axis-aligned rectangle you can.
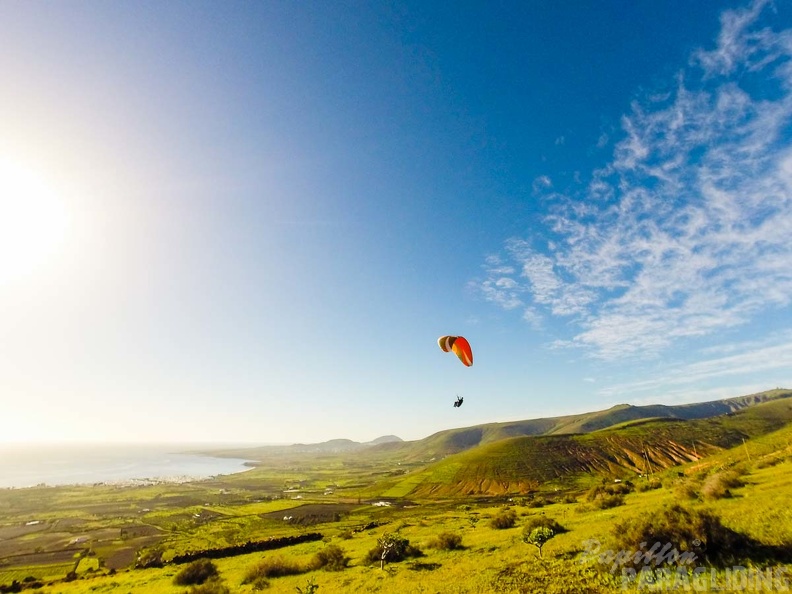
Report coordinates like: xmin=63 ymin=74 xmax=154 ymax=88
xmin=0 ymin=159 xmax=70 ymax=284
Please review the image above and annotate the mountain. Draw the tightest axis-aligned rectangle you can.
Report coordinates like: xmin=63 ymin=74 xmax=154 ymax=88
xmin=385 ymin=388 xmax=792 ymax=461
xmin=373 ymin=395 xmax=792 ymax=497
xmin=368 ymin=435 xmax=403 ymax=445
xmin=208 ymin=388 xmax=791 ymax=465
xmin=208 ymin=435 xmax=404 ymax=458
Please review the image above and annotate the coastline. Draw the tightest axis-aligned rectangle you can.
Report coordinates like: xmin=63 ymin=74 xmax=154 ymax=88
xmin=0 ymin=442 xmax=257 ymax=490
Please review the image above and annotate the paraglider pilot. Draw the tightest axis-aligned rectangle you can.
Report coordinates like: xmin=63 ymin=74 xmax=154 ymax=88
xmin=454 ymin=395 xmax=464 ymax=408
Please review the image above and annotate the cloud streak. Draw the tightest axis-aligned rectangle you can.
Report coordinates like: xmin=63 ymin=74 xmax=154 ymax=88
xmin=597 ymin=334 xmax=792 ymax=402
xmin=478 ymin=0 xmax=792 ymax=360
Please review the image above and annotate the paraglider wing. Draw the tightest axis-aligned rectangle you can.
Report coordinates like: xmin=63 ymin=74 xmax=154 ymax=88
xmin=437 ymin=335 xmax=473 ymax=367
xmin=451 ymin=336 xmax=473 ymax=367
xmin=438 ymin=335 xmax=455 ymax=353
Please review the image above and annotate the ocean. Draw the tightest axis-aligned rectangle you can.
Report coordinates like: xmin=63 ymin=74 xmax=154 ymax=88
xmin=0 ymin=442 xmax=256 ymax=488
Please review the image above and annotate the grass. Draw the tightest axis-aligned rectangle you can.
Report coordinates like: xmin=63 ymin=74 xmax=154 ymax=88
xmin=3 ymin=394 xmax=792 ymax=592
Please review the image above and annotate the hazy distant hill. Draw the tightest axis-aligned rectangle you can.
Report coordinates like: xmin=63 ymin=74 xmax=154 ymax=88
xmin=210 ymin=435 xmax=403 ymax=458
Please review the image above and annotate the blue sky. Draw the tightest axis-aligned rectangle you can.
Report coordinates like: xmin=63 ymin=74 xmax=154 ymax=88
xmin=2 ymin=1 xmax=792 ymax=444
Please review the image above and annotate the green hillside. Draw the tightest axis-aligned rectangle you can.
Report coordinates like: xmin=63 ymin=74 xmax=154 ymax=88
xmin=212 ymin=389 xmax=792 ymax=468
xmin=357 ymin=388 xmax=792 ymax=464
xmin=379 ymin=395 xmax=792 ymax=497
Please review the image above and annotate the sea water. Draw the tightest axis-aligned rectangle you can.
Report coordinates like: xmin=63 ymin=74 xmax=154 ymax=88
xmin=0 ymin=442 xmax=256 ymax=488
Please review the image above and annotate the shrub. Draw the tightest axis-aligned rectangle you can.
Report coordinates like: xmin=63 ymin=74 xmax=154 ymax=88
xmin=243 ymin=556 xmax=304 ymax=583
xmin=174 ymin=559 xmax=219 ymax=586
xmin=365 ymin=533 xmax=423 ymax=568
xmin=186 ymin=579 xmax=231 ymax=594
xmin=635 ymin=478 xmax=662 ymax=492
xmin=526 ymin=496 xmax=548 ymax=508
xmin=522 ymin=516 xmax=566 ymax=535
xmin=311 ymin=544 xmax=349 ymax=571
xmin=135 ymin=548 xmax=164 ymax=569
xmin=427 ymin=532 xmax=463 ymax=550
xmin=586 ymin=482 xmax=632 ymax=502
xmin=701 ymin=471 xmax=745 ymax=500
xmin=674 ymin=481 xmax=699 ymax=500
xmin=490 ymin=509 xmax=517 ymax=529
xmin=592 ymin=493 xmax=625 ymax=509
xmin=612 ymin=504 xmax=748 ymax=568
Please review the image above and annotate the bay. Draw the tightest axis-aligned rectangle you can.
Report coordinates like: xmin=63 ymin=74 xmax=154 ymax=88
xmin=0 ymin=442 xmax=256 ymax=488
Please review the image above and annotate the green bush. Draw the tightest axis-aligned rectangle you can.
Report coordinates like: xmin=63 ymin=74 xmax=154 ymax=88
xmin=243 ymin=556 xmax=304 ymax=583
xmin=527 ymin=497 xmax=547 ymax=508
xmin=612 ymin=504 xmax=748 ymax=568
xmin=311 ymin=544 xmax=349 ymax=571
xmin=174 ymin=559 xmax=219 ymax=586
xmin=186 ymin=579 xmax=231 ymax=594
xmin=674 ymin=481 xmax=700 ymax=500
xmin=586 ymin=482 xmax=632 ymax=501
xmin=427 ymin=532 xmax=463 ymax=550
xmin=365 ymin=533 xmax=423 ymax=567
xmin=135 ymin=548 xmax=164 ymax=569
xmin=635 ymin=478 xmax=662 ymax=492
xmin=522 ymin=515 xmax=566 ymax=535
xmin=701 ymin=471 xmax=745 ymax=500
xmin=490 ymin=509 xmax=517 ymax=529
xmin=592 ymin=493 xmax=625 ymax=509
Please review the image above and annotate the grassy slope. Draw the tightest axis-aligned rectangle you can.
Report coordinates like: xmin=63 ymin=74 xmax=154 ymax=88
xmin=380 ymin=396 xmax=792 ymax=497
xmin=352 ymin=388 xmax=792 ymax=465
xmin=20 ymin=438 xmax=792 ymax=594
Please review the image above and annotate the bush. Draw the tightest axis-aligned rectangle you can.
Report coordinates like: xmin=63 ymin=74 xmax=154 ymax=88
xmin=522 ymin=516 xmax=566 ymax=535
xmin=186 ymin=579 xmax=231 ymax=594
xmin=311 ymin=544 xmax=349 ymax=571
xmin=527 ymin=497 xmax=547 ymax=508
xmin=365 ymin=533 xmax=423 ymax=567
xmin=635 ymin=478 xmax=662 ymax=492
xmin=243 ymin=556 xmax=304 ymax=583
xmin=592 ymin=494 xmax=625 ymax=509
xmin=586 ymin=482 xmax=632 ymax=502
xmin=612 ymin=504 xmax=748 ymax=568
xmin=174 ymin=559 xmax=219 ymax=586
xmin=427 ymin=532 xmax=463 ymax=550
xmin=701 ymin=471 xmax=745 ymax=500
xmin=135 ymin=548 xmax=164 ymax=569
xmin=490 ymin=509 xmax=517 ymax=529
xmin=674 ymin=481 xmax=700 ymax=500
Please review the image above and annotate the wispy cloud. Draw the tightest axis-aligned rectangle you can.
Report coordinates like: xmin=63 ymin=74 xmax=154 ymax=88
xmin=532 ymin=175 xmax=552 ymax=193
xmin=477 ymin=0 xmax=792 ymax=360
xmin=596 ymin=333 xmax=792 ymax=406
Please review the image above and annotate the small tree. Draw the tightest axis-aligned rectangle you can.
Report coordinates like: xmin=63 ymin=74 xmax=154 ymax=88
xmin=522 ymin=526 xmax=555 ymax=558
xmin=379 ymin=533 xmax=406 ymax=570
xmin=365 ymin=533 xmax=421 ymax=569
